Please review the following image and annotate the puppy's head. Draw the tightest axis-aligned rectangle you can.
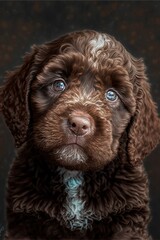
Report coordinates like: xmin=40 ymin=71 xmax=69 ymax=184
xmin=1 ymin=30 xmax=159 ymax=171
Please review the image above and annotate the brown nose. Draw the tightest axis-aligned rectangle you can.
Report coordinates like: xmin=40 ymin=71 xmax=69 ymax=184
xmin=68 ymin=112 xmax=92 ymax=136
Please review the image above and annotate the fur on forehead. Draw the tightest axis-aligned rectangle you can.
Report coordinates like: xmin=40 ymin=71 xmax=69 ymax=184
xmin=36 ymin=31 xmax=128 ymax=73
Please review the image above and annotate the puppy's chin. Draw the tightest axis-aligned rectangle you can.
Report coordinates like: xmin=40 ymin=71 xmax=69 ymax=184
xmin=50 ymin=144 xmax=113 ymax=171
xmin=52 ymin=144 xmax=88 ymax=171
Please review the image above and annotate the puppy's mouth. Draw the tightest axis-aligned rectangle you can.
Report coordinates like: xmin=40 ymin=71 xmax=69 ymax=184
xmin=66 ymin=135 xmax=87 ymax=147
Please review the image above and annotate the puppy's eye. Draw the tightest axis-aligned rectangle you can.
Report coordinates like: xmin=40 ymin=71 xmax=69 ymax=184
xmin=53 ymin=80 xmax=66 ymax=92
xmin=105 ymin=90 xmax=118 ymax=102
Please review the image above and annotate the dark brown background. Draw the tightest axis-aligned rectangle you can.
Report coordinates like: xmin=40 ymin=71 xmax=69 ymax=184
xmin=0 ymin=1 xmax=160 ymax=239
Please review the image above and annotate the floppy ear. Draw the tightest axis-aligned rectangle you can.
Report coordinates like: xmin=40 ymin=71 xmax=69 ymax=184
xmin=1 ymin=46 xmax=38 ymax=148
xmin=128 ymin=59 xmax=160 ymax=164
xmin=0 ymin=86 xmax=3 ymax=112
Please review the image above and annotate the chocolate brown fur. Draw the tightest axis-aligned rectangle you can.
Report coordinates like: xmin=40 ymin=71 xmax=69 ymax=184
xmin=1 ymin=30 xmax=160 ymax=239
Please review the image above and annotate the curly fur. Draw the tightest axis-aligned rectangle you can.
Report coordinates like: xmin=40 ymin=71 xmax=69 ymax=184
xmin=0 ymin=30 xmax=160 ymax=239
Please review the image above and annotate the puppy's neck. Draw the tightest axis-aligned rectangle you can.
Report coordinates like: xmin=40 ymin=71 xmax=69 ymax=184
xmin=57 ymin=167 xmax=88 ymax=230
xmin=58 ymin=167 xmax=83 ymax=182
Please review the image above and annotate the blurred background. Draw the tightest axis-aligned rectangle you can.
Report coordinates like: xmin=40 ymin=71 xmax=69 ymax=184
xmin=0 ymin=1 xmax=160 ymax=239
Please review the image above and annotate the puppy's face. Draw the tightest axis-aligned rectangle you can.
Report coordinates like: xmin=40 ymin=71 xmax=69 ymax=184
xmin=30 ymin=39 xmax=136 ymax=171
xmin=2 ymin=31 xmax=159 ymax=169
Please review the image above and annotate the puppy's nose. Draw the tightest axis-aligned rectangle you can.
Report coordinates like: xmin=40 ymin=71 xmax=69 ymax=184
xmin=68 ymin=113 xmax=92 ymax=136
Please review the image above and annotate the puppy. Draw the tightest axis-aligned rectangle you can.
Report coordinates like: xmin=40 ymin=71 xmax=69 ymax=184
xmin=0 ymin=30 xmax=159 ymax=239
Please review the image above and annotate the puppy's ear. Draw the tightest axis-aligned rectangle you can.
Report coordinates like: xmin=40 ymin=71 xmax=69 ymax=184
xmin=1 ymin=46 xmax=38 ymax=148
xmin=128 ymin=59 xmax=160 ymax=164
xmin=0 ymin=86 xmax=3 ymax=112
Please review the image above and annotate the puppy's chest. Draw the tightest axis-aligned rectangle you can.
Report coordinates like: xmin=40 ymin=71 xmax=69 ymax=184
xmin=58 ymin=168 xmax=96 ymax=231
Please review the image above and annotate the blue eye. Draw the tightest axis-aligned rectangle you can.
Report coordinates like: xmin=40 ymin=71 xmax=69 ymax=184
xmin=105 ymin=90 xmax=118 ymax=102
xmin=53 ymin=80 xmax=66 ymax=92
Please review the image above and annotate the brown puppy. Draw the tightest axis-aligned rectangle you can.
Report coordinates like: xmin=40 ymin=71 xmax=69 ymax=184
xmin=0 ymin=30 xmax=160 ymax=239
